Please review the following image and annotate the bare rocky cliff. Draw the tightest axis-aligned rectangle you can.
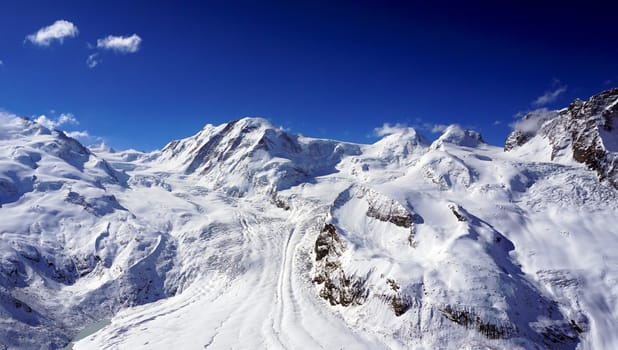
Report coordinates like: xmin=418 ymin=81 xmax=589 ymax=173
xmin=505 ymin=88 xmax=618 ymax=188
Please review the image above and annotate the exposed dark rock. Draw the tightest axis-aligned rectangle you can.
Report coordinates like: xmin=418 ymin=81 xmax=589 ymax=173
xmin=391 ymin=294 xmax=412 ymax=316
xmin=314 ymin=223 xmax=340 ymax=261
xmin=505 ymin=88 xmax=618 ymax=189
xmin=384 ymin=279 xmax=413 ymax=316
xmin=448 ymin=204 xmax=466 ymax=222
xmin=504 ymin=130 xmax=534 ymax=152
xmin=364 ymin=189 xmax=414 ymax=229
xmin=440 ymin=305 xmax=516 ymax=340
xmin=366 ymin=205 xmax=412 ymax=228
xmin=386 ymin=278 xmax=400 ymax=292
xmin=570 ymin=320 xmax=584 ymax=334
xmin=313 ymin=223 xmax=367 ymax=306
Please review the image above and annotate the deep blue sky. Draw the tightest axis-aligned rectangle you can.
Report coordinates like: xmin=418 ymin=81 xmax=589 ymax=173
xmin=1 ymin=0 xmax=617 ymax=150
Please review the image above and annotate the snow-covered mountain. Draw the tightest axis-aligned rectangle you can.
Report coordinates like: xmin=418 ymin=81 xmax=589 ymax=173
xmin=505 ymin=88 xmax=618 ymax=188
xmin=1 ymin=89 xmax=617 ymax=350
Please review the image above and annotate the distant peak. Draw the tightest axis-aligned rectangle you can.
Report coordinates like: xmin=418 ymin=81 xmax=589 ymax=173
xmin=234 ymin=117 xmax=274 ymax=129
xmin=432 ymin=124 xmax=484 ymax=148
xmin=374 ymin=124 xmax=427 ymax=145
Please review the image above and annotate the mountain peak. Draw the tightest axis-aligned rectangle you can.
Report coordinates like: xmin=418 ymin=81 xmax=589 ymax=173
xmin=505 ymin=87 xmax=618 ymax=188
xmin=370 ymin=127 xmax=428 ymax=162
xmin=156 ymin=117 xmax=360 ymax=194
xmin=234 ymin=116 xmax=273 ymax=128
xmin=432 ymin=124 xmax=484 ymax=148
xmin=0 ymin=113 xmax=53 ymax=140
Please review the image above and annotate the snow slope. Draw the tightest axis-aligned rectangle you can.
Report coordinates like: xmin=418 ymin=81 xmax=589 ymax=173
xmin=1 ymin=89 xmax=617 ymax=350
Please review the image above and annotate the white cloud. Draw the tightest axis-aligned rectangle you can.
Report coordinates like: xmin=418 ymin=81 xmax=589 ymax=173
xmin=374 ymin=123 xmax=410 ymax=136
xmin=97 ymin=34 xmax=142 ymax=53
xmin=26 ymin=20 xmax=79 ymax=46
xmin=66 ymin=130 xmax=90 ymax=139
xmin=430 ymin=124 xmax=448 ymax=133
xmin=0 ymin=111 xmax=27 ymax=139
xmin=33 ymin=113 xmax=93 ymax=141
xmin=0 ymin=59 xmax=3 ymax=66
xmin=493 ymin=120 xmax=502 ymax=126
xmin=533 ymin=85 xmax=567 ymax=106
xmin=34 ymin=113 xmax=78 ymax=129
xmin=510 ymin=108 xmax=557 ymax=134
xmin=86 ymin=53 xmax=101 ymax=68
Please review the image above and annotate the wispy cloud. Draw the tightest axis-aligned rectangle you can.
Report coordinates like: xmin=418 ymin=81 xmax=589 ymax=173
xmin=34 ymin=113 xmax=78 ymax=129
xmin=86 ymin=53 xmax=101 ymax=68
xmin=374 ymin=119 xmax=465 ymax=138
xmin=430 ymin=124 xmax=448 ymax=133
xmin=97 ymin=34 xmax=142 ymax=53
xmin=533 ymin=82 xmax=567 ymax=107
xmin=510 ymin=108 xmax=557 ymax=134
xmin=0 ymin=59 xmax=3 ymax=66
xmin=374 ymin=123 xmax=410 ymax=136
xmin=66 ymin=130 xmax=90 ymax=139
xmin=26 ymin=20 xmax=78 ymax=46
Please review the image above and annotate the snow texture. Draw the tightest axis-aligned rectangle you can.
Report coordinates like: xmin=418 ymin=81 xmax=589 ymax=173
xmin=1 ymin=90 xmax=618 ymax=350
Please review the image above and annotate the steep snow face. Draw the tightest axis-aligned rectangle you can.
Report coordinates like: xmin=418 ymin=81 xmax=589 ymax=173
xmin=367 ymin=127 xmax=428 ymax=163
xmin=1 ymin=95 xmax=617 ymax=350
xmin=155 ymin=117 xmax=361 ymax=195
xmin=506 ymin=88 xmax=618 ymax=188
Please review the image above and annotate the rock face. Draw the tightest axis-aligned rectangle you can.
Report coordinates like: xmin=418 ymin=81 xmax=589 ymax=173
xmin=313 ymin=223 xmax=367 ymax=306
xmin=312 ymin=185 xmax=419 ymax=310
xmin=506 ymin=88 xmax=618 ymax=188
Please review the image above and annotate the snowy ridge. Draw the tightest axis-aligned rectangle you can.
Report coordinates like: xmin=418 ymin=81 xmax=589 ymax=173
xmin=0 ymin=89 xmax=617 ymax=350
xmin=155 ymin=117 xmax=361 ymax=195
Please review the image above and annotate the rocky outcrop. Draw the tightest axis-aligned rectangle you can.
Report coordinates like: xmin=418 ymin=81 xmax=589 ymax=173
xmin=385 ymin=278 xmax=414 ymax=316
xmin=313 ymin=224 xmax=367 ymax=306
xmin=506 ymin=88 xmax=618 ymax=189
xmin=440 ymin=305 xmax=516 ymax=340
xmin=364 ymin=191 xmax=414 ymax=228
xmin=334 ymin=184 xmax=417 ymax=229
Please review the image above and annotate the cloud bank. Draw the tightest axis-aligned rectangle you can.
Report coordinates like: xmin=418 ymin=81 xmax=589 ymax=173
xmin=26 ymin=20 xmax=79 ymax=46
xmin=97 ymin=34 xmax=142 ymax=53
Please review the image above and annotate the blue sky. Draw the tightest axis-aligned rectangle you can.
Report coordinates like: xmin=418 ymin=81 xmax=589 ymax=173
xmin=1 ymin=1 xmax=617 ymax=150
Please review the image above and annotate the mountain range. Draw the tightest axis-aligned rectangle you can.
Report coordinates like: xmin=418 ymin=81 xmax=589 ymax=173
xmin=0 ymin=88 xmax=617 ymax=349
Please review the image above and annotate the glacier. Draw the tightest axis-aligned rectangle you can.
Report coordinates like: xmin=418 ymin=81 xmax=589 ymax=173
xmin=0 ymin=89 xmax=617 ymax=349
